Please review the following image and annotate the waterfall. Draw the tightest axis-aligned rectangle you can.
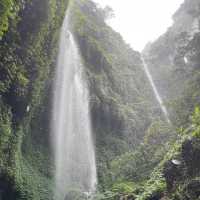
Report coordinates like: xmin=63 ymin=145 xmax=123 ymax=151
xmin=51 ymin=13 xmax=97 ymax=200
xmin=141 ymin=57 xmax=170 ymax=123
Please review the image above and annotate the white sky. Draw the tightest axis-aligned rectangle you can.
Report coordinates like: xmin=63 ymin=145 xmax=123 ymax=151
xmin=93 ymin=0 xmax=184 ymax=51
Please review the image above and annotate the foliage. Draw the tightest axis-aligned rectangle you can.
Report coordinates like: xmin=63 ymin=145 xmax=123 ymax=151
xmin=191 ymin=106 xmax=200 ymax=137
xmin=112 ymin=181 xmax=135 ymax=194
xmin=135 ymin=171 xmax=166 ymax=200
xmin=70 ymin=0 xmax=162 ymax=189
xmin=1 ymin=1 xmax=200 ymax=200
xmin=0 ymin=0 xmax=19 ymax=38
xmin=143 ymin=0 xmax=200 ymax=128
xmin=0 ymin=0 xmax=69 ymax=199
xmin=93 ymin=190 xmax=116 ymax=200
xmin=0 ymin=101 xmax=13 ymax=168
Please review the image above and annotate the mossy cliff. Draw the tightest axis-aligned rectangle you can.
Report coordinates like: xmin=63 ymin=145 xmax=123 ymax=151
xmin=136 ymin=0 xmax=200 ymax=198
xmin=1 ymin=0 xmax=165 ymax=197
xmin=69 ymin=1 xmax=200 ymax=200
xmin=102 ymin=0 xmax=200 ymax=199
xmin=0 ymin=0 xmax=69 ymax=199
xmin=143 ymin=0 xmax=200 ymax=127
xmin=69 ymin=0 xmax=168 ymax=191
xmin=0 ymin=0 xmax=200 ymax=200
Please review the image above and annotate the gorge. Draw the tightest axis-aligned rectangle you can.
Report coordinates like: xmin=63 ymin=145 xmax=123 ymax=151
xmin=0 ymin=0 xmax=200 ymax=200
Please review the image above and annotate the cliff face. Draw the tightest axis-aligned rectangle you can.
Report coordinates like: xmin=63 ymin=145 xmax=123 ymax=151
xmin=0 ymin=0 xmax=159 ymax=198
xmin=133 ymin=1 xmax=200 ymax=199
xmin=67 ymin=1 xmax=200 ymax=199
xmin=69 ymin=0 xmax=164 ymax=189
xmin=0 ymin=0 xmax=69 ymax=199
xmin=1 ymin=0 xmax=200 ymax=200
xmin=143 ymin=0 xmax=200 ymax=127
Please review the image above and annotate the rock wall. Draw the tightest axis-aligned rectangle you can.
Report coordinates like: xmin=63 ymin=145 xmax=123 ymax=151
xmin=0 ymin=0 xmax=69 ymax=199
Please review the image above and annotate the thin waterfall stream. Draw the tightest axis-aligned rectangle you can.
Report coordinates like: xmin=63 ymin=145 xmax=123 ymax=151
xmin=51 ymin=12 xmax=97 ymax=200
xmin=141 ymin=56 xmax=170 ymax=123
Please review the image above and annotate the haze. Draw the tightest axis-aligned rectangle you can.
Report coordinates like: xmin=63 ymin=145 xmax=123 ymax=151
xmin=93 ymin=0 xmax=184 ymax=51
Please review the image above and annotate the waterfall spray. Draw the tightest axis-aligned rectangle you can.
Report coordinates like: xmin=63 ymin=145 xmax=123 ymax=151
xmin=142 ymin=56 xmax=170 ymax=123
xmin=51 ymin=12 xmax=97 ymax=200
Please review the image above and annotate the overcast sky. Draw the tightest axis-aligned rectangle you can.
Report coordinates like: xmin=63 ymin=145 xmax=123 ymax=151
xmin=93 ymin=0 xmax=184 ymax=51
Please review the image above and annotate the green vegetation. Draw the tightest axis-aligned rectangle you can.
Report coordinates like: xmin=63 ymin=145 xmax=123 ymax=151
xmin=70 ymin=1 xmax=200 ymax=200
xmin=191 ymin=107 xmax=200 ymax=137
xmin=0 ymin=0 xmax=69 ymax=199
xmin=0 ymin=0 xmax=17 ymax=38
xmin=69 ymin=1 xmax=167 ymax=191
xmin=0 ymin=0 xmax=200 ymax=200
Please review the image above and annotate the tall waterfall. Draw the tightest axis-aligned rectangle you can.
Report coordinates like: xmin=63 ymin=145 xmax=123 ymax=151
xmin=51 ymin=13 xmax=97 ymax=200
xmin=141 ymin=57 xmax=170 ymax=123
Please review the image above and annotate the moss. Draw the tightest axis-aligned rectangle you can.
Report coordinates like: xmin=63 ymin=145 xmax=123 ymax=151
xmin=0 ymin=0 xmax=69 ymax=199
xmin=0 ymin=0 xmax=19 ymax=39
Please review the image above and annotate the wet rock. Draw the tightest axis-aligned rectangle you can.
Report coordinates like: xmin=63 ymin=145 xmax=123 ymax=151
xmin=0 ymin=174 xmax=19 ymax=200
xmin=171 ymin=159 xmax=181 ymax=166
xmin=163 ymin=160 xmax=182 ymax=191
xmin=184 ymin=180 xmax=200 ymax=199
xmin=182 ymin=138 xmax=200 ymax=176
xmin=147 ymin=192 xmax=163 ymax=200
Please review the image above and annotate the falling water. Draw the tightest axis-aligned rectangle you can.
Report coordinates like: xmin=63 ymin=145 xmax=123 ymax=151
xmin=141 ymin=57 xmax=170 ymax=123
xmin=51 ymin=12 xmax=97 ymax=200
